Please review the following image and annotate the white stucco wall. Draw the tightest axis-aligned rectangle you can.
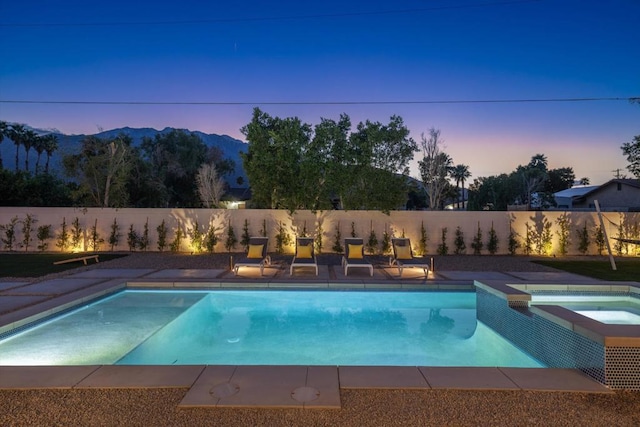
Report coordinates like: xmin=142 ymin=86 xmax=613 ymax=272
xmin=0 ymin=207 xmax=636 ymax=256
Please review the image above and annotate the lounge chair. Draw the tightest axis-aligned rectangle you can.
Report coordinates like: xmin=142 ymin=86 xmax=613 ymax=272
xmin=341 ymin=238 xmax=373 ymax=276
xmin=390 ymin=238 xmax=432 ymax=277
xmin=233 ymin=237 xmax=271 ymax=276
xmin=289 ymin=237 xmax=318 ymax=275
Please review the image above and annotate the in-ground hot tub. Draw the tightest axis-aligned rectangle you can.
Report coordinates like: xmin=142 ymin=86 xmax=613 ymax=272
xmin=529 ymin=293 xmax=640 ymax=325
xmin=474 ymin=280 xmax=640 ymax=390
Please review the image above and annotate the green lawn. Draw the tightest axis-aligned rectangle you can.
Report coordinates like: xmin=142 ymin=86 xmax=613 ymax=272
xmin=533 ymin=258 xmax=640 ymax=281
xmin=0 ymin=253 xmax=128 ymax=278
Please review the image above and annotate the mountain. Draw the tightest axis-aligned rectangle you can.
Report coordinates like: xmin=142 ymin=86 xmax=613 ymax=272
xmin=1 ymin=125 xmax=248 ymax=186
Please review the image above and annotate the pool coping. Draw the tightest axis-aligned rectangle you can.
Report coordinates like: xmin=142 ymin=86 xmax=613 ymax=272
xmin=0 ymin=365 xmax=613 ymax=409
xmin=1 ymin=269 xmax=637 ymax=404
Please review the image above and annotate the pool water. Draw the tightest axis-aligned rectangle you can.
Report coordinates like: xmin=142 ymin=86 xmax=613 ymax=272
xmin=0 ymin=290 xmax=543 ymax=367
xmin=574 ymin=310 xmax=640 ymax=324
xmin=530 ymin=294 xmax=640 ymax=325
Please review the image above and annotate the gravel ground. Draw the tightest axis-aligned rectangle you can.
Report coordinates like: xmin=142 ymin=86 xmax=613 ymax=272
xmin=1 ymin=388 xmax=639 ymax=427
xmin=2 ymin=253 xmax=639 ymax=426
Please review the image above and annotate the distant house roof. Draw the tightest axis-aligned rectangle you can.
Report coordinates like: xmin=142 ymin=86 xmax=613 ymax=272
xmin=573 ymin=179 xmax=640 ymax=200
xmin=611 ymin=178 xmax=640 ymax=189
xmin=554 ymin=179 xmax=640 ymax=211
xmin=555 ymin=179 xmax=640 ymax=198
xmin=554 ymin=185 xmax=600 ymax=198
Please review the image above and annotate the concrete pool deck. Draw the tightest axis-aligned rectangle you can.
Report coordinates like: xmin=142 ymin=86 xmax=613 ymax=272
xmin=1 ymin=261 xmax=638 ymax=408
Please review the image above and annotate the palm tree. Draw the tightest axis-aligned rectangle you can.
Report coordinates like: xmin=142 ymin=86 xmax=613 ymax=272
xmin=43 ymin=134 xmax=59 ymax=174
xmin=34 ymin=134 xmax=46 ymax=174
xmin=23 ymin=129 xmax=38 ymax=173
xmin=579 ymin=177 xmax=590 ymax=185
xmin=451 ymin=164 xmax=471 ymax=209
xmin=528 ymin=153 xmax=548 ymax=171
xmin=450 ymin=165 xmax=463 ymax=209
xmin=0 ymin=120 xmax=7 ymax=169
xmin=8 ymin=123 xmax=26 ymax=171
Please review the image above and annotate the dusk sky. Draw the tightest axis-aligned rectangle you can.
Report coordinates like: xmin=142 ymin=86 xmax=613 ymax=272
xmin=1 ymin=0 xmax=638 ymax=185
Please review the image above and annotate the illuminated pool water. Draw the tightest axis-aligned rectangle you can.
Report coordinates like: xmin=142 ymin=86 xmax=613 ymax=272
xmin=0 ymin=290 xmax=543 ymax=367
xmin=530 ymin=294 xmax=640 ymax=325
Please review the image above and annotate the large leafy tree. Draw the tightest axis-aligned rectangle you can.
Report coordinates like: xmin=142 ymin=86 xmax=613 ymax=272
xmin=467 ymin=174 xmax=517 ymax=211
xmin=545 ymin=167 xmax=576 ymax=194
xmin=303 ymin=114 xmax=352 ymax=211
xmin=126 ymin=145 xmax=163 ymax=207
xmin=535 ymin=166 xmax=575 ymax=208
xmin=241 ymin=109 xmax=416 ymax=212
xmin=62 ymin=134 xmax=133 ymax=207
xmin=621 ymin=135 xmax=640 ymax=179
xmin=241 ymin=108 xmax=312 ymax=211
xmin=342 ymin=116 xmax=417 ymax=212
xmin=140 ymin=129 xmax=208 ymax=207
xmin=205 ymin=145 xmax=235 ymax=178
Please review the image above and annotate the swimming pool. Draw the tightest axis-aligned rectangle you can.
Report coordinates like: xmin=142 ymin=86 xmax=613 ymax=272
xmin=530 ymin=294 xmax=640 ymax=325
xmin=0 ymin=290 xmax=543 ymax=367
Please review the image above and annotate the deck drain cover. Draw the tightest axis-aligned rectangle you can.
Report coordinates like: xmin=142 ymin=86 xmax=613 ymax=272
xmin=210 ymin=382 xmax=240 ymax=398
xmin=291 ymin=386 xmax=320 ymax=403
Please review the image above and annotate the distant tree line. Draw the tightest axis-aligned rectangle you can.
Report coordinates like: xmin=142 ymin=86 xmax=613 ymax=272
xmin=0 ymin=121 xmax=70 ymax=206
xmin=0 ymin=122 xmax=234 ymax=208
xmin=62 ymin=129 xmax=235 ymax=208
xmin=467 ymin=154 xmax=577 ymax=211
xmin=1 ymin=117 xmax=639 ymax=210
